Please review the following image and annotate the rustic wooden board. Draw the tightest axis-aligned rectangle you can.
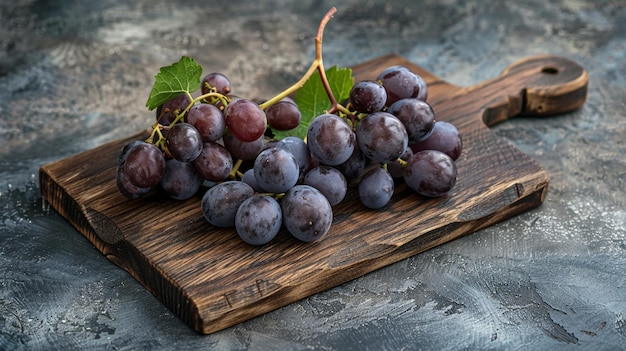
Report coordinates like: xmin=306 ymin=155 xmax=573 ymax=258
xmin=39 ymin=54 xmax=588 ymax=334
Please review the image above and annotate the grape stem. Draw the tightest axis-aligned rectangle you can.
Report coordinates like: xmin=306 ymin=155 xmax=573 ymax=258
xmin=148 ymin=6 xmax=347 ymax=149
xmin=259 ymin=7 xmax=338 ymax=111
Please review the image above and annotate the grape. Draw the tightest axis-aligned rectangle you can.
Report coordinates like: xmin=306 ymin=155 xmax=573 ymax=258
xmin=157 ymin=94 xmax=192 ymax=125
xmin=241 ymin=168 xmax=265 ymax=192
xmin=275 ymin=136 xmax=311 ymax=179
xmin=118 ymin=140 xmax=143 ymax=163
xmin=201 ymin=72 xmax=231 ymax=96
xmin=334 ymin=145 xmax=366 ymax=183
xmin=356 ymin=111 xmax=408 ymax=164
xmin=349 ymin=80 xmax=387 ymax=113
xmin=193 ymin=141 xmax=233 ymax=182
xmin=387 ymin=98 xmax=435 ymax=144
xmin=201 ymin=181 xmax=254 ymax=228
xmin=235 ymin=195 xmax=282 ymax=245
xmin=404 ymin=150 xmax=457 ymax=197
xmin=160 ymin=158 xmax=202 ymax=200
xmin=265 ymin=97 xmax=302 ymax=131
xmin=387 ymin=147 xmax=413 ymax=179
xmin=358 ymin=167 xmax=394 ymax=209
xmin=376 ymin=66 xmax=427 ymax=106
xmin=116 ymin=162 xmax=151 ymax=199
xmin=124 ymin=142 xmax=165 ymax=188
xmin=307 ymin=113 xmax=356 ymax=166
xmin=223 ymin=131 xmax=265 ymax=161
xmin=165 ymin=122 xmax=203 ymax=162
xmin=224 ymin=99 xmax=267 ymax=142
xmin=303 ymin=166 xmax=347 ymax=206
xmin=253 ymin=147 xmax=299 ymax=194
xmin=409 ymin=121 xmax=462 ymax=161
xmin=281 ymin=185 xmax=333 ymax=242
xmin=186 ymin=103 xmax=225 ymax=142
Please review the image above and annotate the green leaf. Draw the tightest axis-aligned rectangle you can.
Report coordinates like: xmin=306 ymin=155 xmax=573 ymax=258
xmin=272 ymin=66 xmax=353 ymax=140
xmin=145 ymin=56 xmax=203 ymax=110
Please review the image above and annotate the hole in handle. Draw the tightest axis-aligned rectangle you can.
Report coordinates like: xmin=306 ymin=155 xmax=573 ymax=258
xmin=541 ymin=67 xmax=559 ymax=74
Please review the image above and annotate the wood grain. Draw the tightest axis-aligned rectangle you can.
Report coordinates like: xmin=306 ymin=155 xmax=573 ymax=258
xmin=39 ymin=54 xmax=588 ymax=334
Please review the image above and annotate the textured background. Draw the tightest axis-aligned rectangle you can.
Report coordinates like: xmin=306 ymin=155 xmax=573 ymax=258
xmin=1 ymin=0 xmax=625 ymax=350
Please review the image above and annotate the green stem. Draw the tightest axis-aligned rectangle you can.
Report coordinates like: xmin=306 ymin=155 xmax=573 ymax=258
xmin=259 ymin=60 xmax=320 ymax=110
xmin=229 ymin=159 xmax=244 ymax=179
xmin=259 ymin=7 xmax=337 ymax=112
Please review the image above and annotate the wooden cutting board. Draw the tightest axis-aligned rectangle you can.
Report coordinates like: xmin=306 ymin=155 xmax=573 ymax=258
xmin=39 ymin=54 xmax=588 ymax=334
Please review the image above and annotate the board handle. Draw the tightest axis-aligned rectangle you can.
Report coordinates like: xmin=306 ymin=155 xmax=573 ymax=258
xmin=465 ymin=55 xmax=589 ymax=126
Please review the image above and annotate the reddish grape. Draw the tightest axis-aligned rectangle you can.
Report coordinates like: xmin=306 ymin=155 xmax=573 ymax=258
xmin=123 ymin=142 xmax=165 ymax=188
xmin=193 ymin=142 xmax=233 ymax=182
xmin=224 ymin=99 xmax=267 ymax=142
xmin=223 ymin=131 xmax=265 ymax=161
xmin=186 ymin=103 xmax=225 ymax=142
xmin=165 ymin=122 xmax=203 ymax=162
xmin=201 ymin=72 xmax=231 ymax=96
xmin=265 ymin=97 xmax=302 ymax=130
xmin=116 ymin=162 xmax=151 ymax=199
xmin=156 ymin=94 xmax=191 ymax=125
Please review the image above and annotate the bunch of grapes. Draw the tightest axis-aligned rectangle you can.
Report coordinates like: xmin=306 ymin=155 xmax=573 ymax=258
xmin=116 ymin=63 xmax=462 ymax=247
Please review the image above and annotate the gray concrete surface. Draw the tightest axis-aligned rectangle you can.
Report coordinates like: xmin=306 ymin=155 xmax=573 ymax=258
xmin=1 ymin=0 xmax=625 ymax=350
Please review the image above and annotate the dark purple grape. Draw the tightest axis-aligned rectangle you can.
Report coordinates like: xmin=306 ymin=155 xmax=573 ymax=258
xmin=387 ymin=147 xmax=413 ymax=179
xmin=266 ymin=97 xmax=302 ymax=131
xmin=235 ymin=195 xmax=282 ymax=245
xmin=201 ymin=181 xmax=254 ymax=228
xmin=116 ymin=161 xmax=151 ymax=199
xmin=306 ymin=114 xmax=356 ymax=166
xmin=376 ymin=66 xmax=427 ymax=106
xmin=253 ymin=147 xmax=299 ymax=194
xmin=160 ymin=158 xmax=202 ymax=200
xmin=123 ymin=142 xmax=165 ymax=188
xmin=118 ymin=140 xmax=144 ymax=164
xmin=165 ymin=122 xmax=203 ymax=162
xmin=281 ymin=185 xmax=333 ymax=242
xmin=186 ymin=103 xmax=225 ymax=142
xmin=334 ymin=146 xmax=366 ymax=183
xmin=156 ymin=94 xmax=192 ymax=125
xmin=409 ymin=121 xmax=462 ymax=161
xmin=275 ymin=136 xmax=311 ymax=179
xmin=193 ymin=142 xmax=233 ymax=182
xmin=349 ymin=80 xmax=387 ymax=113
xmin=358 ymin=167 xmax=394 ymax=209
xmin=303 ymin=166 xmax=347 ymax=206
xmin=356 ymin=111 xmax=408 ymax=164
xmin=241 ymin=168 xmax=265 ymax=192
xmin=387 ymin=98 xmax=435 ymax=143
xmin=223 ymin=131 xmax=265 ymax=161
xmin=224 ymin=99 xmax=267 ymax=142
xmin=404 ymin=150 xmax=457 ymax=197
xmin=201 ymin=72 xmax=231 ymax=96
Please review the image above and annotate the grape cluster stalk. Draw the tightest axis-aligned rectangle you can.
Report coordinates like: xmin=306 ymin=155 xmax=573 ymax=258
xmin=115 ymin=7 xmax=462 ymax=246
